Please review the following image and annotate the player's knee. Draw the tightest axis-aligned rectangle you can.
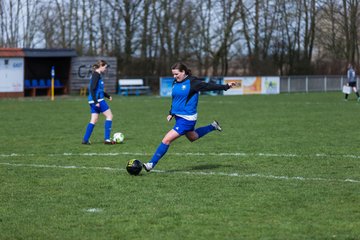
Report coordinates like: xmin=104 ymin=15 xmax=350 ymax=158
xmin=90 ymin=118 xmax=98 ymax=124
xmin=162 ymin=140 xmax=171 ymax=145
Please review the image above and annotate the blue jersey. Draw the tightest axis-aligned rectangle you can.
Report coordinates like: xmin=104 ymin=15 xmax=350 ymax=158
xmin=348 ymin=67 xmax=356 ymax=83
xmin=88 ymin=72 xmax=108 ymax=104
xmin=170 ymin=76 xmax=230 ymax=119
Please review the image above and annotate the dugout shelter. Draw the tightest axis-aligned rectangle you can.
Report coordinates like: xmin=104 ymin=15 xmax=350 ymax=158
xmin=0 ymin=48 xmax=117 ymax=98
xmin=0 ymin=48 xmax=76 ymax=98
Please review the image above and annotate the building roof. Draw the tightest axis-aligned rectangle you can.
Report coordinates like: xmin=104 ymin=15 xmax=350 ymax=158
xmin=23 ymin=48 xmax=77 ymax=57
xmin=0 ymin=48 xmax=25 ymax=57
xmin=0 ymin=48 xmax=77 ymax=58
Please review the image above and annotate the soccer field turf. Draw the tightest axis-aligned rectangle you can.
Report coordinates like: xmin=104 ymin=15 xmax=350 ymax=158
xmin=0 ymin=92 xmax=359 ymax=239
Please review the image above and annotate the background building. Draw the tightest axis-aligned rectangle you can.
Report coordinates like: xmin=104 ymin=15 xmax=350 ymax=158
xmin=0 ymin=48 xmax=117 ymax=98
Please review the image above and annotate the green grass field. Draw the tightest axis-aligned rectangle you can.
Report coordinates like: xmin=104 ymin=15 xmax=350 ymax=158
xmin=1 ymin=92 xmax=360 ymax=239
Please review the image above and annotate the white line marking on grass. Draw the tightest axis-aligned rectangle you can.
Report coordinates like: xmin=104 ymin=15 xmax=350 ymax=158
xmin=1 ymin=162 xmax=359 ymax=184
xmin=0 ymin=162 xmax=120 ymax=171
xmin=0 ymin=153 xmax=35 ymax=157
xmin=68 ymin=152 xmax=360 ymax=159
xmin=84 ymin=208 xmax=103 ymax=213
xmin=2 ymin=151 xmax=360 ymax=159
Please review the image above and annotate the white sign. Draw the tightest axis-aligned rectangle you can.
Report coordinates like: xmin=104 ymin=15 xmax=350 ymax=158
xmin=223 ymin=76 xmax=280 ymax=95
xmin=0 ymin=58 xmax=24 ymax=92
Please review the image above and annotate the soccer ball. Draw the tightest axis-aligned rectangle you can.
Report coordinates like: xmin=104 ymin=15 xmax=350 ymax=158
xmin=113 ymin=132 xmax=125 ymax=143
xmin=126 ymin=159 xmax=143 ymax=175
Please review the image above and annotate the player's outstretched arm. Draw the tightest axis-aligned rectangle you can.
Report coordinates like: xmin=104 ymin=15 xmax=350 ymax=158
xmin=227 ymin=82 xmax=238 ymax=88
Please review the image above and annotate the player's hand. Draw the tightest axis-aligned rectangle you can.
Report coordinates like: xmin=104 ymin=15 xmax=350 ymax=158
xmin=109 ymin=96 xmax=112 ymax=101
xmin=228 ymin=82 xmax=237 ymax=88
xmin=167 ymin=115 xmax=173 ymax=122
xmin=96 ymin=103 xmax=100 ymax=107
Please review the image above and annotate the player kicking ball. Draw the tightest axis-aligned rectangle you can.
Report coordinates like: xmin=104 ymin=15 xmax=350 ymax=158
xmin=143 ymin=62 xmax=237 ymax=172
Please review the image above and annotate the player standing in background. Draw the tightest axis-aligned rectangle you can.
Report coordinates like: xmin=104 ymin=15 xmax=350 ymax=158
xmin=345 ymin=63 xmax=360 ymax=101
xmin=143 ymin=62 xmax=237 ymax=172
xmin=82 ymin=60 xmax=116 ymax=145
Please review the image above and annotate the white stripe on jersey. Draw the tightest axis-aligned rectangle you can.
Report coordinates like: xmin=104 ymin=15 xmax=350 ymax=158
xmin=175 ymin=113 xmax=197 ymax=121
xmin=88 ymin=98 xmax=104 ymax=104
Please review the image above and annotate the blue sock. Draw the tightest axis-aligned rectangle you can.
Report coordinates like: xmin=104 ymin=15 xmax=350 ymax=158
xmin=195 ymin=124 xmax=215 ymax=138
xmin=83 ymin=123 xmax=95 ymax=142
xmin=104 ymin=120 xmax=112 ymax=140
xmin=149 ymin=142 xmax=169 ymax=167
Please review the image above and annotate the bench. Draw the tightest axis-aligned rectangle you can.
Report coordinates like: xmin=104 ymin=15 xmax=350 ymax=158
xmin=24 ymin=79 xmax=67 ymax=97
xmin=118 ymin=79 xmax=151 ymax=96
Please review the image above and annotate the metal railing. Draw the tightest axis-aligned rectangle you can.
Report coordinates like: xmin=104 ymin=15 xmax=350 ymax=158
xmin=280 ymin=75 xmax=350 ymax=93
xmin=142 ymin=75 xmax=352 ymax=95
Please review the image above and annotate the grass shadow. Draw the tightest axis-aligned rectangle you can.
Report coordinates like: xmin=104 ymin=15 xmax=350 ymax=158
xmin=166 ymin=163 xmax=234 ymax=172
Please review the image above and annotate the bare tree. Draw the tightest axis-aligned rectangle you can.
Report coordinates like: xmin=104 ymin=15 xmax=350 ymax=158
xmin=342 ymin=0 xmax=360 ymax=64
xmin=208 ymin=0 xmax=241 ymax=76
xmin=54 ymin=0 xmax=67 ymax=48
xmin=123 ymin=0 xmax=142 ymax=71
xmin=6 ymin=0 xmax=360 ymax=76
xmin=191 ymin=1 xmax=211 ymax=76
xmin=0 ymin=0 xmax=6 ymax=46
xmin=103 ymin=0 xmax=143 ymax=74
xmin=138 ymin=0 xmax=156 ymax=75
xmin=240 ymin=0 xmax=280 ymax=75
xmin=276 ymin=0 xmax=304 ymax=74
xmin=88 ymin=1 xmax=97 ymax=55
xmin=21 ymin=0 xmax=40 ymax=47
xmin=0 ymin=0 xmax=22 ymax=47
xmin=292 ymin=0 xmax=317 ymax=74
xmin=152 ymin=0 xmax=173 ymax=73
xmin=73 ymin=0 xmax=83 ymax=54
xmin=314 ymin=0 xmax=360 ymax=73
xmin=151 ymin=0 xmax=193 ymax=74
